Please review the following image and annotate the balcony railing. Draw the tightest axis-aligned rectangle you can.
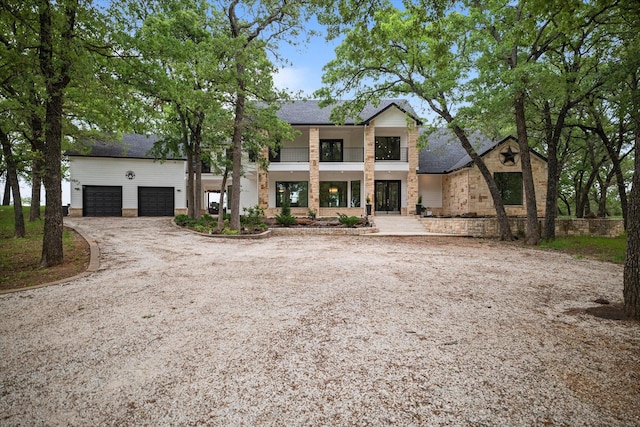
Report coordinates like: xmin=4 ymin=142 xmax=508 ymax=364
xmin=268 ymin=146 xmax=408 ymax=162
xmin=270 ymin=148 xmax=310 ymax=162
xmin=320 ymin=147 xmax=364 ymax=162
xmin=375 ymin=147 xmax=408 ymax=162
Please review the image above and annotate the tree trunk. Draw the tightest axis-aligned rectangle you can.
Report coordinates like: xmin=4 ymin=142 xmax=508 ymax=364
xmin=624 ymin=72 xmax=640 ymax=319
xmin=38 ymin=0 xmax=74 ymax=267
xmin=29 ymin=84 xmax=45 ymax=222
xmin=541 ymin=101 xmax=569 ymax=241
xmin=514 ymin=89 xmax=540 ymax=245
xmin=193 ymin=128 xmax=203 ymax=220
xmin=186 ymin=148 xmax=195 ymax=218
xmin=2 ymin=173 xmax=10 ymax=206
xmin=215 ymin=166 xmax=229 ymax=233
xmin=450 ymin=125 xmax=514 ymax=241
xmin=425 ymin=98 xmax=514 ymax=240
xmin=230 ymin=89 xmax=245 ymax=231
xmin=29 ymin=156 xmax=44 ymax=221
xmin=0 ymin=131 xmax=26 ymax=238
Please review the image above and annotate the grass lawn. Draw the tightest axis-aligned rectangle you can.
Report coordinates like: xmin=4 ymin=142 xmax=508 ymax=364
xmin=0 ymin=206 xmax=90 ymax=291
xmin=540 ymin=234 xmax=627 ymax=264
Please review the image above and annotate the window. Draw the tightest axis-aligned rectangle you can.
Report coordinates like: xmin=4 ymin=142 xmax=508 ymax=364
xmin=276 ymin=181 xmax=308 ymax=207
xmin=351 ymin=181 xmax=361 ymax=207
xmin=320 ymin=181 xmax=348 ymax=207
xmin=375 ymin=136 xmax=401 ymax=161
xmin=494 ymin=172 xmax=523 ymax=205
xmin=320 ymin=139 xmax=343 ymax=162
xmin=269 ymin=148 xmax=281 ymax=162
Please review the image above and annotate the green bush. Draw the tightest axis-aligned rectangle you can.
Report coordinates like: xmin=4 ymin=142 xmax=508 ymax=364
xmin=337 ymin=213 xmax=360 ymax=228
xmin=174 ymin=214 xmax=197 ymax=227
xmin=275 ymin=202 xmax=297 ymax=226
xmin=308 ymin=208 xmax=317 ymax=220
xmin=242 ymin=205 xmax=267 ymax=230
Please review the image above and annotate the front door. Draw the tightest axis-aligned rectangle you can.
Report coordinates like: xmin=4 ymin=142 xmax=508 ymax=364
xmin=374 ymin=180 xmax=401 ymax=214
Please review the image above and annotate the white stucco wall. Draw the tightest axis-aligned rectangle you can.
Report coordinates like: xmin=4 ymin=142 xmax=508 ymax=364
xmin=418 ymin=174 xmax=443 ymax=208
xmin=374 ymin=107 xmax=414 ymax=128
xmin=69 ymin=157 xmax=186 ymax=210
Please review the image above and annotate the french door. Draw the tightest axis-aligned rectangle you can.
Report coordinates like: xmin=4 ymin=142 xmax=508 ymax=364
xmin=374 ymin=180 xmax=401 ymax=213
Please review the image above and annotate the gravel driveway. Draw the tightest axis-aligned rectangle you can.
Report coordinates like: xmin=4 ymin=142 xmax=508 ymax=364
xmin=1 ymin=217 xmax=638 ymax=426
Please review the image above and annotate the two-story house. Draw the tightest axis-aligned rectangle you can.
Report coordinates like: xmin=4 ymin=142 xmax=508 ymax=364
xmin=66 ymin=99 xmax=547 ymax=219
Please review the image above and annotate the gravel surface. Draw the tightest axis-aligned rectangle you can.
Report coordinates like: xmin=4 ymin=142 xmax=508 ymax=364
xmin=1 ymin=217 xmax=638 ymax=426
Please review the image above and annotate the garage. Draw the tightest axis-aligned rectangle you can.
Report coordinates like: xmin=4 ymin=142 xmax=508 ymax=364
xmin=83 ymin=186 xmax=122 ymax=217
xmin=138 ymin=187 xmax=175 ymax=216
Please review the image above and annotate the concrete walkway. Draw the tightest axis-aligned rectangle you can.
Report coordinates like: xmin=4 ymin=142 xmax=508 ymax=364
xmin=369 ymin=215 xmax=437 ymax=236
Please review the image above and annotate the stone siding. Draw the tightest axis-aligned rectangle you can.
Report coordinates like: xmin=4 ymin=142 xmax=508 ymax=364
xmin=258 ymin=147 xmax=269 ymax=208
xmin=309 ymin=127 xmax=320 ymax=214
xmin=122 ymin=209 xmax=137 ymax=217
xmin=439 ymin=139 xmax=548 ymax=217
xmin=441 ymin=170 xmax=469 ymax=216
xmin=420 ymin=217 xmax=624 ymax=238
xmin=364 ymin=122 xmax=376 ymax=212
xmin=407 ymin=126 xmax=419 ymax=214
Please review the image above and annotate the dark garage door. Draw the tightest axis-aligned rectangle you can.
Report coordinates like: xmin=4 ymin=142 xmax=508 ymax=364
xmin=138 ymin=187 xmax=174 ymax=216
xmin=83 ymin=186 xmax=122 ymax=217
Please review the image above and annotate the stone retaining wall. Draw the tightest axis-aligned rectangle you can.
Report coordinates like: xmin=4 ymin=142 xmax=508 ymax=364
xmin=420 ymin=217 xmax=624 ymax=238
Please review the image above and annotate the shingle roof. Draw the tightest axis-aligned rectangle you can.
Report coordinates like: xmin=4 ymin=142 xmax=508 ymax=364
xmin=418 ymin=129 xmax=503 ymax=174
xmin=66 ymin=134 xmax=185 ymax=160
xmin=276 ymin=99 xmax=422 ymax=125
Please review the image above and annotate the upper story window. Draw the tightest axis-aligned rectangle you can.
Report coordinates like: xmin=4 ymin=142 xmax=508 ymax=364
xmin=191 ymin=160 xmax=211 ymax=173
xmin=320 ymin=139 xmax=343 ymax=162
xmin=375 ymin=136 xmax=401 ymax=161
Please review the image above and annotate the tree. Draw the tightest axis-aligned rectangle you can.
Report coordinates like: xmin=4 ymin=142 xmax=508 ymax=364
xmin=225 ymin=0 xmax=309 ymax=231
xmin=618 ymin=0 xmax=640 ymax=319
xmin=316 ymin=1 xmax=515 ymax=240
xmin=109 ymin=0 xmax=298 ymax=225
xmin=0 ymin=130 xmax=25 ymax=237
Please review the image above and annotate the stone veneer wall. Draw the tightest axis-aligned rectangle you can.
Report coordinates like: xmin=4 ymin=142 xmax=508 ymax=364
xmin=309 ymin=127 xmax=320 ymax=214
xmin=441 ymin=170 xmax=469 ymax=216
xmin=420 ymin=217 xmax=624 ymax=238
xmin=407 ymin=126 xmax=420 ymax=214
xmin=258 ymin=147 xmax=269 ymax=208
xmin=439 ymin=140 xmax=548 ymax=217
xmin=364 ymin=123 xmax=376 ymax=213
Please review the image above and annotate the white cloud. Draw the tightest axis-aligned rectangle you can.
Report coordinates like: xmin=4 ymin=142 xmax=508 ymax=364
xmin=272 ymin=67 xmax=320 ymax=97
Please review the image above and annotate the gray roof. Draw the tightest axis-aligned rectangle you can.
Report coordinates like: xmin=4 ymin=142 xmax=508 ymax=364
xmin=66 ymin=134 xmax=185 ymax=160
xmin=418 ymin=129 xmax=505 ymax=174
xmin=276 ymin=99 xmax=422 ymax=125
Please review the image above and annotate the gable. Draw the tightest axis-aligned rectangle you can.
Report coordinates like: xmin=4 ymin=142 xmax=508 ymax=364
xmin=418 ymin=130 xmax=547 ymax=174
xmin=275 ymin=99 xmax=421 ymax=126
xmin=371 ymin=106 xmax=417 ymax=128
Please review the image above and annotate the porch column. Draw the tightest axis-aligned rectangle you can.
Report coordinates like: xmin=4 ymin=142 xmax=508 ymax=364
xmin=258 ymin=147 xmax=269 ymax=209
xmin=407 ymin=124 xmax=419 ymax=214
xmin=309 ymin=127 xmax=320 ymax=214
xmin=364 ymin=121 xmax=376 ymax=215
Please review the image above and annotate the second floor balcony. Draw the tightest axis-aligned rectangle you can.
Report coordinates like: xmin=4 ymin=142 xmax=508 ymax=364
xmin=268 ymin=146 xmax=408 ymax=163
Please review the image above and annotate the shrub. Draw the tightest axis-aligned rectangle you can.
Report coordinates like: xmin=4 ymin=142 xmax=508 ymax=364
xmin=174 ymin=214 xmax=191 ymax=226
xmin=308 ymin=208 xmax=317 ymax=220
xmin=337 ymin=213 xmax=360 ymax=228
xmin=275 ymin=202 xmax=297 ymax=226
xmin=242 ymin=205 xmax=267 ymax=230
